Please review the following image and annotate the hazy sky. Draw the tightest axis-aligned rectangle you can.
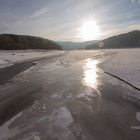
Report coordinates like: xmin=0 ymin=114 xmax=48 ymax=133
xmin=0 ymin=0 xmax=140 ymax=41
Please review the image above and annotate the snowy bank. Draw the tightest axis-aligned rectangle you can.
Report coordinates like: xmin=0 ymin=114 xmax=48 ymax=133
xmin=0 ymin=50 xmax=64 ymax=68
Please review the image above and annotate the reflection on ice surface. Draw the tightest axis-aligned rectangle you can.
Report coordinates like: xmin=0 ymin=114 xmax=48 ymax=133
xmin=82 ymin=59 xmax=99 ymax=89
xmin=78 ymin=58 xmax=100 ymax=103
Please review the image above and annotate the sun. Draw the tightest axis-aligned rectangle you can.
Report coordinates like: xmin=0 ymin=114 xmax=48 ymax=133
xmin=80 ymin=20 xmax=100 ymax=41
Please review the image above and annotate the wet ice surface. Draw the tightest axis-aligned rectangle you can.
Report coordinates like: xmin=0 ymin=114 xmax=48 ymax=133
xmin=0 ymin=51 xmax=104 ymax=140
xmin=0 ymin=112 xmax=22 ymax=140
xmin=0 ymin=49 xmax=140 ymax=140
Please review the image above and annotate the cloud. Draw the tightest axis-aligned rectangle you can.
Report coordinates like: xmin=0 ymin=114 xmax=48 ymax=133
xmin=0 ymin=22 xmax=9 ymax=32
xmin=131 ymin=0 xmax=140 ymax=4
xmin=30 ymin=7 xmax=48 ymax=18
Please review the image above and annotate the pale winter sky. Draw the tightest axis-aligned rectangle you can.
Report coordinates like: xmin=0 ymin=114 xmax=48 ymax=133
xmin=0 ymin=0 xmax=140 ymax=41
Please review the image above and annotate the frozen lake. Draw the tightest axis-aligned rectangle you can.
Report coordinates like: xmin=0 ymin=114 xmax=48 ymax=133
xmin=0 ymin=49 xmax=140 ymax=140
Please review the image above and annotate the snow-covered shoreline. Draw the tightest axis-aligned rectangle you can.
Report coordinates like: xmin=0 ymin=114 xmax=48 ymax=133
xmin=0 ymin=50 xmax=64 ymax=68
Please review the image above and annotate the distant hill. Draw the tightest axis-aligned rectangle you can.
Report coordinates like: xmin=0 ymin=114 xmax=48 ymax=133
xmin=86 ymin=30 xmax=140 ymax=49
xmin=0 ymin=34 xmax=63 ymax=50
xmin=58 ymin=40 xmax=98 ymax=50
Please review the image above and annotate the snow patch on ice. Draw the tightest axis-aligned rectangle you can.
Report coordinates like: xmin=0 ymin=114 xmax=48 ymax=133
xmin=100 ymin=49 xmax=140 ymax=89
xmin=49 ymin=106 xmax=73 ymax=129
